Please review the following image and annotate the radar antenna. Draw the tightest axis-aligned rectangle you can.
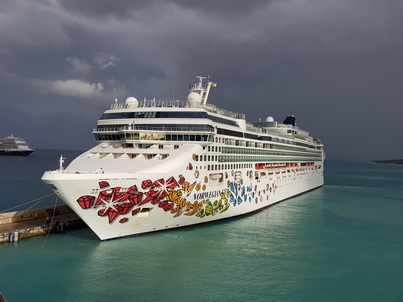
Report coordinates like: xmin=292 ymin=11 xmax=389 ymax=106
xmin=188 ymin=75 xmax=217 ymax=105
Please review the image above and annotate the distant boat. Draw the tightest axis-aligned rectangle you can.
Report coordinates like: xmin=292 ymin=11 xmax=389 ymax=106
xmin=0 ymin=134 xmax=34 ymax=156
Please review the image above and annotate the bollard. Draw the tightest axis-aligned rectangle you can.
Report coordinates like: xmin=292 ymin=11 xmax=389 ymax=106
xmin=56 ymin=222 xmax=64 ymax=232
xmin=9 ymin=231 xmax=21 ymax=243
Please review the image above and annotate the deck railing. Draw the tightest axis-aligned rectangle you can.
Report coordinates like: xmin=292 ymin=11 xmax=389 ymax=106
xmin=93 ymin=125 xmax=215 ymax=133
xmin=110 ymin=99 xmax=245 ymax=120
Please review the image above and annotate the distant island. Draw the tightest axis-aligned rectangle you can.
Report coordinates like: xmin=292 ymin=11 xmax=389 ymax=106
xmin=371 ymin=159 xmax=403 ymax=165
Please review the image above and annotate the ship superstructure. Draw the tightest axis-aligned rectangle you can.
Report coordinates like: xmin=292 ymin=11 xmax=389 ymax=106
xmin=42 ymin=76 xmax=324 ymax=240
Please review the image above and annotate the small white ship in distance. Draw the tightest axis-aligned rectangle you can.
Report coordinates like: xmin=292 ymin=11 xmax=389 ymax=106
xmin=42 ymin=75 xmax=324 ymax=240
xmin=0 ymin=134 xmax=34 ymax=156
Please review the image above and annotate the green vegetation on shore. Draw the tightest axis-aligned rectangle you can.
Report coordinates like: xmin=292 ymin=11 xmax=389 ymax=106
xmin=371 ymin=159 xmax=403 ymax=165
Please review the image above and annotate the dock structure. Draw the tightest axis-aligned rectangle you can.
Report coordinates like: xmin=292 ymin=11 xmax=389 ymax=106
xmin=0 ymin=205 xmax=85 ymax=243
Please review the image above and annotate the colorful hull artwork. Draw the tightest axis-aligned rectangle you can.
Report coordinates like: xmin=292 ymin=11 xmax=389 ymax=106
xmin=75 ymin=170 xmax=273 ymax=226
xmin=45 ymin=154 xmax=322 ymax=240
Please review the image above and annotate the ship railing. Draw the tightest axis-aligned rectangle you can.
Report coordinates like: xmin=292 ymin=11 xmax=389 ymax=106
xmin=245 ymin=123 xmax=262 ymax=133
xmin=191 ymin=102 xmax=246 ymax=120
xmin=276 ymin=124 xmax=294 ymax=129
xmin=47 ymin=168 xmax=114 ymax=174
xmin=93 ymin=125 xmax=215 ymax=133
xmin=313 ymin=138 xmax=322 ymax=145
xmin=110 ymin=100 xmax=187 ymax=110
xmin=109 ymin=99 xmax=246 ymax=120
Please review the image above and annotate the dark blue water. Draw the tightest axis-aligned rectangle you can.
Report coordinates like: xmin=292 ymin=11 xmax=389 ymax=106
xmin=1 ymin=150 xmax=403 ymax=301
xmin=0 ymin=149 xmax=83 ymax=211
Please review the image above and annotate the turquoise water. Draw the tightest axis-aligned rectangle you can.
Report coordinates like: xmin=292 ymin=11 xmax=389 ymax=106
xmin=1 ymin=151 xmax=403 ymax=301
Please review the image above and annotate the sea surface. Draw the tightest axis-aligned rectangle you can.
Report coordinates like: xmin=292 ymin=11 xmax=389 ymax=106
xmin=1 ymin=149 xmax=403 ymax=301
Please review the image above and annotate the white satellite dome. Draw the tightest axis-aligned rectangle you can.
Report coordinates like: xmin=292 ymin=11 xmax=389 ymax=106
xmin=266 ymin=116 xmax=274 ymax=122
xmin=125 ymin=97 xmax=138 ymax=108
xmin=187 ymin=92 xmax=202 ymax=104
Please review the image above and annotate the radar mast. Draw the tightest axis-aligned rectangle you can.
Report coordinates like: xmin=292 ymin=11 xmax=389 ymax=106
xmin=187 ymin=76 xmax=217 ymax=105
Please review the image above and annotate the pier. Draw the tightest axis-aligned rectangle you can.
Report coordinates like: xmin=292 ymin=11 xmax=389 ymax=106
xmin=0 ymin=205 xmax=85 ymax=243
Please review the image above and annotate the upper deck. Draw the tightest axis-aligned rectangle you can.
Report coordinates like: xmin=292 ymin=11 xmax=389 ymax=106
xmin=107 ymin=98 xmax=246 ymax=121
xmin=93 ymin=76 xmax=323 ymax=151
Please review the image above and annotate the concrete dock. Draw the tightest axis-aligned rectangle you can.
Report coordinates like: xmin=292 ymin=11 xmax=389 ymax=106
xmin=0 ymin=205 xmax=85 ymax=243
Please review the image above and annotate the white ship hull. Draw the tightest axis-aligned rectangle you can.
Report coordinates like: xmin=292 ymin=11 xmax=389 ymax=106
xmin=42 ymin=145 xmax=323 ymax=240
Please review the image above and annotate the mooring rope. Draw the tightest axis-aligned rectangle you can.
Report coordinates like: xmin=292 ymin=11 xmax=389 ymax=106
xmin=39 ymin=194 xmax=59 ymax=250
xmin=0 ymin=193 xmax=55 ymax=214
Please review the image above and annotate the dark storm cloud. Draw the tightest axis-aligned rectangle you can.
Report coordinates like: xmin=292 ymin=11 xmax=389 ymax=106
xmin=59 ymin=0 xmax=272 ymax=17
xmin=1 ymin=0 xmax=403 ymax=159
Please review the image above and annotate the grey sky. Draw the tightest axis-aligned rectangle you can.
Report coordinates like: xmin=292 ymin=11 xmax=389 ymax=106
xmin=1 ymin=0 xmax=402 ymax=160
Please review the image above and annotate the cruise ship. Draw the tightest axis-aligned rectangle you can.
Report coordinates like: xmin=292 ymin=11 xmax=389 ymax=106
xmin=0 ymin=135 xmax=34 ymax=156
xmin=42 ymin=76 xmax=324 ymax=240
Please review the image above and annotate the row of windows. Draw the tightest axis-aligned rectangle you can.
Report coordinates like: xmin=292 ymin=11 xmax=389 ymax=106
xmin=95 ymin=127 xmax=320 ymax=152
xmin=165 ymin=134 xmax=213 ymax=142
xmin=195 ymin=154 xmax=322 ymax=163
xmin=94 ymin=131 xmax=322 ymax=153
xmin=216 ymin=128 xmax=320 ymax=150
xmin=98 ymin=120 xmax=321 ymax=151
xmin=244 ymin=132 xmax=260 ymax=140
xmin=95 ymin=133 xmax=214 ymax=142
xmin=100 ymin=111 xmax=239 ymax=128
xmin=216 ymin=137 xmax=321 ymax=153
xmin=205 ymin=163 xmax=253 ymax=171
xmin=208 ymin=115 xmax=239 ymax=127
xmin=221 ymin=147 xmax=321 ymax=157
xmin=217 ymin=128 xmax=243 ymax=138
xmin=96 ymin=124 xmax=214 ymax=132
xmin=198 ymin=163 xmax=319 ymax=172
xmin=206 ymin=144 xmax=321 ymax=158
